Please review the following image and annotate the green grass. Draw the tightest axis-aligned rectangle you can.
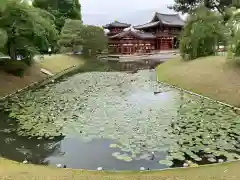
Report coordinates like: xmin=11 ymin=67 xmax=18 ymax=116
xmin=1 ymin=158 xmax=240 ymax=180
xmin=0 ymin=54 xmax=85 ymax=97
xmin=156 ymin=56 xmax=240 ymax=107
xmin=39 ymin=54 xmax=85 ymax=74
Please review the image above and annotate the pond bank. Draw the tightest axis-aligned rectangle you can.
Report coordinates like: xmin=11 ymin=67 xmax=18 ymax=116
xmin=1 ymin=158 xmax=240 ymax=180
xmin=0 ymin=54 xmax=85 ymax=99
xmin=156 ymin=56 xmax=240 ymax=107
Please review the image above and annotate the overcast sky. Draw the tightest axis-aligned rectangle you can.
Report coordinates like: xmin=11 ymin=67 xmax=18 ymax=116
xmin=81 ymin=0 xmax=177 ymax=26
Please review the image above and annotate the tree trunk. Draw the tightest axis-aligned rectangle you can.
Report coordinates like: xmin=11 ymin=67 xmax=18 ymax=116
xmin=8 ymin=40 xmax=16 ymax=60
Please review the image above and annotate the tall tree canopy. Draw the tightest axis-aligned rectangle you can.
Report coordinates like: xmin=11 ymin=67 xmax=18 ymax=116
xmin=58 ymin=20 xmax=107 ymax=55
xmin=0 ymin=0 xmax=8 ymax=50
xmin=32 ymin=0 xmax=82 ymax=32
xmin=81 ymin=25 xmax=108 ymax=55
xmin=180 ymin=6 xmax=227 ymax=60
xmin=58 ymin=19 xmax=83 ymax=52
xmin=170 ymin=0 xmax=238 ymax=14
xmin=0 ymin=0 xmax=58 ymax=62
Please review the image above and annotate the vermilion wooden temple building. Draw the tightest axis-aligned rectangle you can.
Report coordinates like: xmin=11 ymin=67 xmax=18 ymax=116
xmin=103 ymin=12 xmax=185 ymax=54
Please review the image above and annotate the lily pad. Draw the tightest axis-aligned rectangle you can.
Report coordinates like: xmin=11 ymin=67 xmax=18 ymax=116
xmin=159 ymin=159 xmax=173 ymax=166
xmin=109 ymin=144 xmax=118 ymax=148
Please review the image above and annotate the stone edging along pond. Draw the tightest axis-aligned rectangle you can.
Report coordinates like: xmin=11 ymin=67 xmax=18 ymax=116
xmin=0 ymin=64 xmax=78 ymax=101
xmin=156 ymin=75 xmax=240 ymax=113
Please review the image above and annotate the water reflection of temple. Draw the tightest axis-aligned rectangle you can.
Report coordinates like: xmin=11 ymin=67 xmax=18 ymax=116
xmin=103 ymin=12 xmax=184 ymax=54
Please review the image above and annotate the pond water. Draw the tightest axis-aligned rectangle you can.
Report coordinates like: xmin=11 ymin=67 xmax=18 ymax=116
xmin=1 ymin=70 xmax=240 ymax=170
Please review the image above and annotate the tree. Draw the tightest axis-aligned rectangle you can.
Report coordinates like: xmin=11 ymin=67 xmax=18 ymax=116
xmin=180 ymin=6 xmax=227 ymax=60
xmin=58 ymin=19 xmax=84 ymax=52
xmin=170 ymin=0 xmax=238 ymax=15
xmin=81 ymin=25 xmax=108 ymax=56
xmin=58 ymin=21 xmax=107 ymax=55
xmin=32 ymin=0 xmax=82 ymax=32
xmin=0 ymin=0 xmax=58 ymax=63
xmin=227 ymin=9 xmax=240 ymax=57
xmin=0 ymin=0 xmax=8 ymax=50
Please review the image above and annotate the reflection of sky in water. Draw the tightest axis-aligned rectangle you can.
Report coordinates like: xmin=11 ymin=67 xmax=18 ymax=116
xmin=129 ymin=91 xmax=173 ymax=105
xmin=45 ymin=137 xmax=168 ymax=170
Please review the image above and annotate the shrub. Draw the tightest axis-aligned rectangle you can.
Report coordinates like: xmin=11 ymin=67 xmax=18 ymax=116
xmin=3 ymin=60 xmax=28 ymax=77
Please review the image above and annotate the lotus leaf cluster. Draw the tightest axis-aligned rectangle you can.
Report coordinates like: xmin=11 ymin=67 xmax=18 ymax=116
xmin=1 ymin=70 xmax=240 ymax=167
xmin=159 ymin=94 xmax=240 ymax=166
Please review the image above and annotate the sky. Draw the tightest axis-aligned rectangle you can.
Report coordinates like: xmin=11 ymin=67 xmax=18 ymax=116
xmin=81 ymin=0 xmax=177 ymax=26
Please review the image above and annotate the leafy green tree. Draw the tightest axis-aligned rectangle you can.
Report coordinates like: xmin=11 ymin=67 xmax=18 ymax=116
xmin=227 ymin=9 xmax=240 ymax=59
xmin=58 ymin=21 xmax=107 ymax=55
xmin=81 ymin=25 xmax=108 ymax=56
xmin=170 ymin=0 xmax=239 ymax=15
xmin=0 ymin=0 xmax=7 ymax=50
xmin=58 ymin=19 xmax=83 ymax=52
xmin=0 ymin=0 xmax=58 ymax=63
xmin=32 ymin=0 xmax=82 ymax=32
xmin=180 ymin=6 xmax=227 ymax=60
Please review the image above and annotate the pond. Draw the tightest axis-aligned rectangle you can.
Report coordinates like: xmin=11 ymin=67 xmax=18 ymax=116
xmin=1 ymin=70 xmax=240 ymax=170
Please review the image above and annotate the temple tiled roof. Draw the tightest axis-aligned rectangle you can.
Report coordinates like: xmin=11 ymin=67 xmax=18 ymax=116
xmin=155 ymin=13 xmax=185 ymax=26
xmin=103 ymin=21 xmax=131 ymax=29
xmin=133 ymin=21 xmax=160 ymax=30
xmin=109 ymin=30 xmax=156 ymax=39
xmin=134 ymin=12 xmax=185 ymax=30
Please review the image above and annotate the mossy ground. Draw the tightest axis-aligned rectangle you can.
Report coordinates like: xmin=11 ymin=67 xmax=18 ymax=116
xmin=156 ymin=56 xmax=240 ymax=107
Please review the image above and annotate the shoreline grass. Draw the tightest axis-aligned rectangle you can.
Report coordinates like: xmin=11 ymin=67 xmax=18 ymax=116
xmin=156 ymin=56 xmax=240 ymax=107
xmin=0 ymin=54 xmax=84 ymax=98
xmin=1 ymin=158 xmax=240 ymax=180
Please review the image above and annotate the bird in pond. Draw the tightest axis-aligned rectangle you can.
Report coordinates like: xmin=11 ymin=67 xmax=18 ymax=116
xmin=150 ymin=152 xmax=155 ymax=160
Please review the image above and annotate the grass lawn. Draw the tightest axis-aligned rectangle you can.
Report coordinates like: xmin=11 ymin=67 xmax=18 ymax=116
xmin=0 ymin=158 xmax=240 ymax=180
xmin=39 ymin=54 xmax=85 ymax=74
xmin=0 ymin=54 xmax=84 ymax=98
xmin=156 ymin=56 xmax=240 ymax=107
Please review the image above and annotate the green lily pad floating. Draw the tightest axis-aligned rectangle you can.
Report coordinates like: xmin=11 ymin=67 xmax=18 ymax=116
xmin=166 ymin=156 xmax=174 ymax=161
xmin=112 ymin=152 xmax=121 ymax=157
xmin=159 ymin=159 xmax=173 ymax=167
xmin=109 ymin=144 xmax=118 ymax=148
xmin=203 ymin=148 xmax=212 ymax=154
xmin=208 ymin=157 xmax=217 ymax=163
xmin=113 ymin=153 xmax=132 ymax=162
xmin=171 ymin=152 xmax=185 ymax=161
